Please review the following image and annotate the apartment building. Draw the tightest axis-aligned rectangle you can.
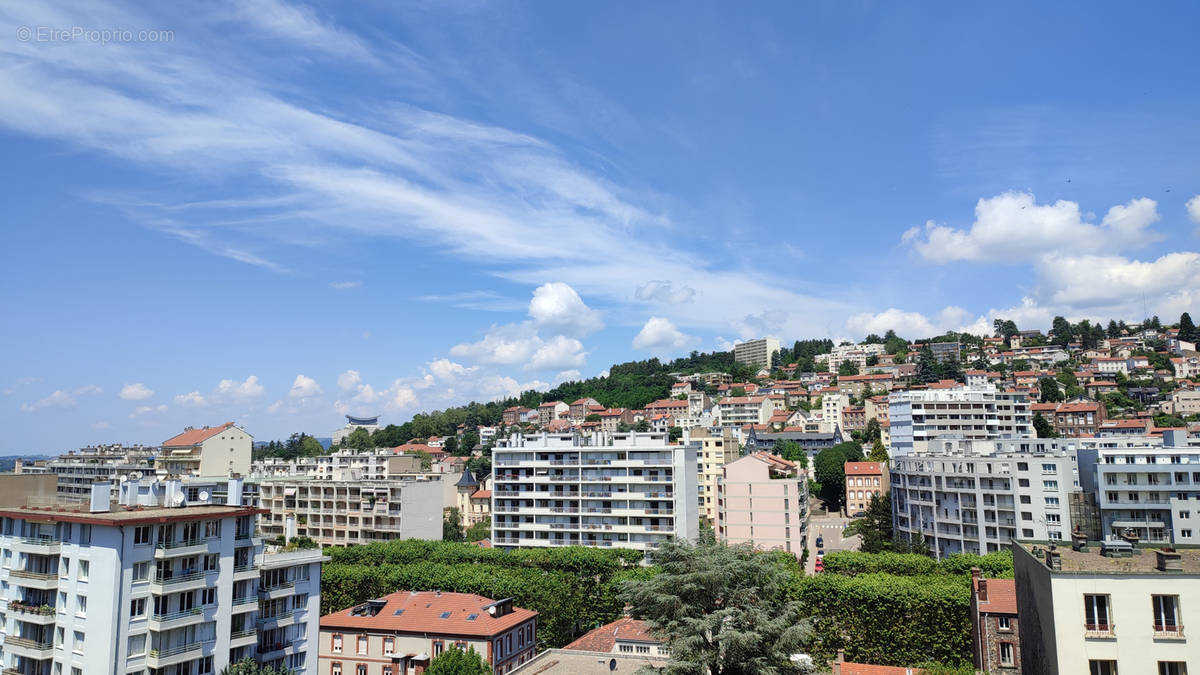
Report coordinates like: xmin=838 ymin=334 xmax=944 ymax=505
xmin=256 ymin=475 xmax=442 ymax=547
xmin=1163 ymin=389 xmax=1200 ymax=416
xmin=888 ymin=385 xmax=1033 ymax=456
xmin=1076 ymin=430 xmax=1200 ymax=545
xmin=38 ymin=444 xmax=159 ymax=500
xmin=502 ymin=407 xmax=533 ymax=426
xmin=159 ymin=422 xmax=253 ymax=477
xmin=716 ymin=453 xmax=808 ymax=557
xmin=252 ymin=452 xmax=424 ymax=482
xmin=332 ymin=415 xmax=380 ymax=446
xmin=844 ymin=462 xmax=888 ymax=517
xmin=970 ymin=569 xmax=1019 ymax=673
xmin=821 ymin=343 xmax=886 ymax=374
xmin=0 ymin=479 xmax=323 ymax=675
xmin=1014 ymin=539 xmax=1198 ymax=675
xmin=537 ymin=402 xmax=569 ymax=427
xmin=741 ymin=428 xmax=842 ymax=465
xmin=836 ymin=373 xmax=895 ymax=398
xmin=715 ymin=396 xmax=773 ymax=428
xmin=569 ymin=398 xmax=602 ymax=421
xmin=491 ymin=432 xmax=699 ymax=554
xmin=689 ymin=427 xmax=738 ymax=525
xmin=733 ymin=337 xmax=780 ymax=370
xmin=929 ymin=341 xmax=961 ymax=365
xmin=890 ymin=439 xmax=1076 ymax=557
xmin=1052 ymin=400 xmax=1107 ymax=437
xmin=320 ymin=592 xmax=538 ymax=675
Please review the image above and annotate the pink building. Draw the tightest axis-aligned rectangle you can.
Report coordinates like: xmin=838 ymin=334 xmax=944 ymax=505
xmin=715 ymin=452 xmax=809 ymax=557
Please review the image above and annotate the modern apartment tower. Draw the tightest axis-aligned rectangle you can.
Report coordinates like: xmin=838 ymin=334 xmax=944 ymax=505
xmin=733 ymin=337 xmax=781 ymax=371
xmin=491 ymin=431 xmax=699 ymax=554
xmin=888 ymin=385 xmax=1033 ymax=456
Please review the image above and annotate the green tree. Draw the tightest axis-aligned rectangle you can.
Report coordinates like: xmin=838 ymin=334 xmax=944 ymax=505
xmin=844 ymin=493 xmax=893 ymax=553
xmin=634 ymin=419 xmax=651 ymax=432
xmin=220 ymin=660 xmax=291 ymax=675
xmin=993 ymin=318 xmax=1018 ymax=345
xmin=343 ymin=427 xmax=374 ymax=451
xmin=814 ymin=442 xmax=864 ymax=509
xmin=865 ymin=354 xmax=880 ymax=367
xmin=585 ymin=413 xmax=602 ymax=422
xmin=867 ymin=440 xmax=888 ymax=462
xmin=620 ymin=539 xmax=811 ymax=675
xmin=1038 ymin=377 xmax=1064 ymax=403
xmin=467 ymin=455 xmax=492 ymax=480
xmin=443 ymin=508 xmax=464 ymax=542
xmin=426 ymin=645 xmax=492 ymax=675
xmin=864 ymin=418 xmax=881 ymax=443
xmin=838 ymin=360 xmax=860 ymax=376
xmin=461 ymin=431 xmax=481 ymax=452
xmin=1106 ymin=319 xmax=1121 ymax=338
xmin=916 ymin=349 xmax=937 ymax=385
xmin=668 ymin=426 xmax=683 ymax=443
xmin=1033 ymin=412 xmax=1056 ymax=438
xmin=1180 ymin=312 xmax=1198 ymax=343
xmin=729 ymin=387 xmax=747 ymax=397
xmin=443 ymin=436 xmax=461 ymax=456
xmin=1050 ymin=315 xmax=1074 ymax=347
xmin=465 ymin=518 xmax=491 ymax=543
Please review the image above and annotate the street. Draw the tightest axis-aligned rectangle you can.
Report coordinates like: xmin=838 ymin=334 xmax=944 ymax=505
xmin=805 ymin=504 xmax=861 ymax=574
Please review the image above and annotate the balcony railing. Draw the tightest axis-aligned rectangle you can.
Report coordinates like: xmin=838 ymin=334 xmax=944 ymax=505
xmin=231 ymin=628 xmax=256 ymax=639
xmin=234 ymin=563 xmax=258 ymax=574
xmin=1153 ymin=623 xmax=1184 ymax=638
xmin=8 ymin=602 xmax=55 ymax=616
xmin=5 ymin=636 xmax=54 ymax=651
xmin=233 ymin=595 xmax=257 ymax=606
xmin=259 ymin=580 xmax=295 ymax=592
xmin=152 ymin=571 xmax=206 ymax=587
xmin=149 ymin=640 xmax=212 ymax=659
xmin=155 ymin=537 xmax=210 ymax=550
xmin=9 ymin=570 xmax=57 ymax=581
xmin=150 ymin=607 xmax=203 ymax=622
xmin=1083 ymin=623 xmax=1115 ymax=637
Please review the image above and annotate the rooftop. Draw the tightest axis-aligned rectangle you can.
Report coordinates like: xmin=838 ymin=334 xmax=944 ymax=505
xmin=162 ymin=422 xmax=237 ymax=447
xmin=564 ymin=617 xmax=662 ymax=651
xmin=0 ymin=503 xmax=260 ymax=526
xmin=844 ymin=461 xmax=885 ymax=476
xmin=321 ymin=590 xmax=536 ymax=637
xmin=1015 ymin=540 xmax=1200 ymax=574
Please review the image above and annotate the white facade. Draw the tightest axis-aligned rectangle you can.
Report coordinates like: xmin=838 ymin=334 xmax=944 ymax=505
xmin=41 ymin=444 xmax=158 ymax=500
xmin=1076 ymin=431 xmax=1200 ymax=546
xmin=491 ymin=432 xmax=699 ymax=555
xmin=733 ymin=337 xmax=780 ymax=370
xmin=891 ymin=439 xmax=1077 ymax=557
xmin=257 ymin=476 xmax=443 ymax=547
xmin=715 ymin=396 xmax=772 ymax=428
xmin=0 ymin=481 xmax=324 ymax=675
xmin=888 ymin=385 xmax=1033 ymax=456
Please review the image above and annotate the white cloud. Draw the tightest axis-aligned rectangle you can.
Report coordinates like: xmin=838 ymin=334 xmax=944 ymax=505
xmin=288 ymin=374 xmax=322 ymax=399
xmin=387 ymin=386 xmax=417 ymax=410
xmin=174 ymin=391 xmax=207 ymax=407
xmin=266 ymin=400 xmax=284 ymax=414
xmin=1188 ymin=195 xmax=1200 ymax=226
xmin=428 ymin=359 xmax=476 ymax=380
xmin=20 ymin=390 xmax=77 ymax=412
xmin=329 ymin=280 xmax=361 ymax=290
xmin=1037 ymin=252 xmax=1200 ymax=310
xmin=450 ymin=324 xmax=541 ymax=365
xmin=215 ymin=375 xmax=264 ymax=399
xmin=554 ymin=369 xmax=581 ymax=383
xmin=632 ymin=317 xmax=698 ymax=354
xmin=73 ymin=385 xmax=103 ymax=396
xmin=635 ymin=280 xmax=696 ymax=305
xmin=528 ymin=282 xmax=604 ymax=336
xmin=129 ymin=404 xmax=168 ymax=418
xmin=527 ymin=336 xmax=587 ymax=371
xmin=906 ymin=192 xmax=1161 ymax=262
xmin=337 ymin=370 xmax=361 ymax=391
xmin=3 ymin=376 xmax=42 ymax=396
xmin=120 ymin=383 xmax=154 ymax=400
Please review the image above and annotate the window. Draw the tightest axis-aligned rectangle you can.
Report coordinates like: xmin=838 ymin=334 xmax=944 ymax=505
xmin=1183 ymin=530 xmax=1193 ymax=538
xmin=134 ymin=526 xmax=151 ymax=545
xmin=76 ymin=595 xmax=87 ymax=617
xmin=198 ymin=656 xmax=213 ymax=675
xmin=203 ymin=554 xmax=219 ymax=571
xmin=55 ymin=626 xmax=64 ymax=647
xmin=204 ymin=520 xmax=221 ymax=538
xmin=1042 ymin=463 xmax=1056 ymax=474
xmin=202 ymin=588 xmax=216 ymax=605
xmin=1089 ymin=660 xmax=1118 ymax=675
xmin=998 ymin=616 xmax=1011 ymax=630
xmin=294 ymin=593 xmax=309 ymax=609
xmin=77 ymin=560 xmax=89 ymax=581
xmin=58 ymin=591 xmax=67 ymax=613
xmin=332 ymin=634 xmax=343 ymax=653
xmin=384 ymin=637 xmax=395 ymax=656
xmin=1181 ymin=511 xmax=1191 ymax=519
xmin=79 ymin=525 xmax=91 ymax=545
xmin=1020 ymin=495 xmax=1031 ymax=504
xmin=1084 ymin=594 xmax=1111 ymax=630
xmin=130 ymin=597 xmax=146 ymax=617
xmin=128 ymin=633 xmax=146 ymax=656
xmin=1045 ymin=496 xmax=1060 ymax=506
xmin=1153 ymin=595 xmax=1180 ymax=631
xmin=1018 ymin=479 xmax=1029 ymax=487
xmin=60 ymin=558 xmax=69 ymax=578
xmin=999 ymin=642 xmax=1014 ymax=666
xmin=133 ymin=562 xmax=150 ymax=582
xmin=357 ymin=635 xmax=368 ymax=654
xmin=435 ymin=641 xmax=445 ymax=657
xmin=1043 ymin=480 xmax=1059 ymax=490
xmin=1158 ymin=663 xmax=1187 ymax=675
xmin=331 ymin=663 xmax=342 ymax=675
xmin=1022 ymin=511 xmax=1033 ymax=521
xmin=356 ymin=666 xmax=367 ymax=675
xmin=73 ymin=630 xmax=85 ymax=654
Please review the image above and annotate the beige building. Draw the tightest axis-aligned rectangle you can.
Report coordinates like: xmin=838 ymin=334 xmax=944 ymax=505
xmin=257 ymin=476 xmax=443 ymax=546
xmin=690 ymin=427 xmax=739 ymax=525
xmin=1163 ymin=389 xmax=1200 ymax=416
xmin=537 ymin=401 xmax=569 ymax=426
xmin=159 ymin=421 xmax=253 ymax=477
xmin=0 ymin=473 xmax=58 ymax=507
xmin=1014 ymin=539 xmax=1199 ymax=675
xmin=321 ymin=592 xmax=538 ymax=675
xmin=844 ymin=461 xmax=888 ymax=516
xmin=733 ymin=337 xmax=780 ymax=370
xmin=454 ymin=468 xmax=491 ymax=528
xmin=716 ymin=452 xmax=809 ymax=557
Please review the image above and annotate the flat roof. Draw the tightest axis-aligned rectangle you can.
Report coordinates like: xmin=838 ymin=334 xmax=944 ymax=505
xmin=1016 ymin=540 xmax=1200 ymax=574
xmin=0 ymin=503 xmax=263 ymax=526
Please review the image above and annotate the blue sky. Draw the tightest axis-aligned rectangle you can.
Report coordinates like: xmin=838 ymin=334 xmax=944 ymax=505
xmin=2 ymin=0 xmax=1199 ymax=452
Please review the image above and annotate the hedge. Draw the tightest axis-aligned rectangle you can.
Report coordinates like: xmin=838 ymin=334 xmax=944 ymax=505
xmin=821 ymin=550 xmax=1012 ymax=578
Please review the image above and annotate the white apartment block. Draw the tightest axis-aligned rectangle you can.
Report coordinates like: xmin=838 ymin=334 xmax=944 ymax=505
xmin=491 ymin=432 xmax=699 ymax=555
xmin=820 ymin=343 xmax=886 ymax=374
xmin=0 ymin=479 xmax=324 ymax=675
xmin=891 ymin=439 xmax=1077 ymax=557
xmin=1014 ymin=540 xmax=1198 ymax=675
xmin=256 ymin=476 xmax=443 ymax=547
xmin=39 ymin=444 xmax=158 ymax=500
xmin=716 ymin=396 xmax=772 ymax=428
xmin=1076 ymin=431 xmax=1200 ymax=546
xmin=888 ymin=385 xmax=1033 ymax=456
xmin=733 ymin=337 xmax=780 ymax=371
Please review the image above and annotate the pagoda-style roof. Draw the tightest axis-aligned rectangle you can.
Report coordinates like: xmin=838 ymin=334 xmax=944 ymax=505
xmin=346 ymin=415 xmax=379 ymax=426
xmin=454 ymin=468 xmax=479 ymax=488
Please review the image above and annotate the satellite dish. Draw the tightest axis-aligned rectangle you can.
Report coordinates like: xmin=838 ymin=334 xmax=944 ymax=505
xmin=131 ymin=471 xmax=143 ymax=480
xmin=198 ymin=491 xmax=210 ymax=503
xmin=172 ymin=493 xmax=185 ymax=506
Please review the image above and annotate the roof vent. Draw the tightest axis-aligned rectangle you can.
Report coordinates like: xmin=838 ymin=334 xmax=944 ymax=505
xmin=1156 ymin=549 xmax=1183 ymax=573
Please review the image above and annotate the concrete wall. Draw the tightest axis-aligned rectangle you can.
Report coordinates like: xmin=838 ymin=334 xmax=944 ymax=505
xmin=0 ymin=473 xmax=58 ymax=507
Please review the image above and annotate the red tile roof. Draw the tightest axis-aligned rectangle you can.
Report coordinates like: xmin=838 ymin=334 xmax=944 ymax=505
xmin=321 ymin=591 xmax=536 ymax=637
xmin=564 ymin=618 xmax=661 ymax=652
xmin=844 ymin=461 xmax=885 ymax=476
xmin=973 ymin=577 xmax=1017 ymax=615
xmin=162 ymin=422 xmax=236 ymax=447
xmin=471 ymin=489 xmax=491 ymax=499
xmin=1056 ymin=401 xmax=1100 ymax=413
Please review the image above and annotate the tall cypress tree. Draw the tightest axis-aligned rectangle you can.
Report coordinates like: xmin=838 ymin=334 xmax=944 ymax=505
xmin=1180 ymin=312 xmax=1197 ymax=343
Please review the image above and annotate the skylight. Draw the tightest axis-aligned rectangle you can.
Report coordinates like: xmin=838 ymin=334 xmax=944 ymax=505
xmin=440 ymin=611 xmax=452 ymax=619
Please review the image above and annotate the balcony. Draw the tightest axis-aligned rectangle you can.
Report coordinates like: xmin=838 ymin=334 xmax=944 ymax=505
xmin=8 ymin=571 xmax=58 ymax=591
xmin=14 ymin=537 xmax=60 ymax=555
xmin=147 ymin=640 xmax=214 ymax=668
xmin=149 ymin=570 xmax=210 ymax=594
xmin=154 ymin=537 xmax=214 ymax=558
xmin=148 ymin=606 xmax=206 ymax=631
xmin=4 ymin=636 xmax=55 ymax=659
xmin=1083 ymin=623 xmax=1116 ymax=638
xmin=7 ymin=602 xmax=56 ymax=624
xmin=1153 ymin=624 xmax=1185 ymax=639
xmin=231 ymin=628 xmax=257 ymax=646
xmin=258 ymin=608 xmax=295 ymax=627
xmin=233 ymin=563 xmax=259 ymax=580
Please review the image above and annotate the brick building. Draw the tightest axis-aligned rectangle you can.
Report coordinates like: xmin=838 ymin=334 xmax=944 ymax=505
xmin=970 ymin=568 xmax=1019 ymax=673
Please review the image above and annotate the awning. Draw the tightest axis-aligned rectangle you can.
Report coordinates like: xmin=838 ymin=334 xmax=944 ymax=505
xmin=284 ymin=488 xmax=297 ymax=496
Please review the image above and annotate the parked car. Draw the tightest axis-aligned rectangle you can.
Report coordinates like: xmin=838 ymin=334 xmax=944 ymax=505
xmin=813 ymin=559 xmax=824 ymax=573
xmin=817 ymin=549 xmax=825 ymax=556
xmin=815 ymin=536 xmax=824 ymax=548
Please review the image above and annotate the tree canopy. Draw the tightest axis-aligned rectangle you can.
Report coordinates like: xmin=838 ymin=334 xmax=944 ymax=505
xmin=620 ymin=538 xmax=811 ymax=675
xmin=814 ymin=442 xmax=865 ymax=508
xmin=427 ymin=646 xmax=492 ymax=675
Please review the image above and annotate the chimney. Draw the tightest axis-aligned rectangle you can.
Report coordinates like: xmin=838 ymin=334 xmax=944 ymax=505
xmin=1156 ymin=549 xmax=1183 ymax=573
xmin=833 ymin=649 xmax=845 ymax=675
xmin=971 ymin=567 xmax=986 ymax=602
xmin=89 ymin=481 xmax=111 ymax=513
xmin=1072 ymin=529 xmax=1089 ymax=552
xmin=1044 ymin=544 xmax=1062 ymax=571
